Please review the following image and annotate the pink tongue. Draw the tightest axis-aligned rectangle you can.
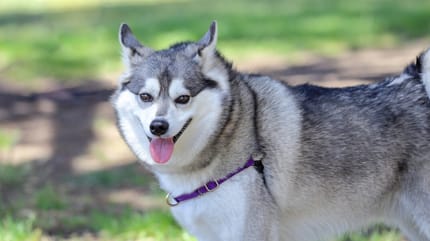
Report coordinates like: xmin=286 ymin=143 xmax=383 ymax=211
xmin=150 ymin=138 xmax=174 ymax=164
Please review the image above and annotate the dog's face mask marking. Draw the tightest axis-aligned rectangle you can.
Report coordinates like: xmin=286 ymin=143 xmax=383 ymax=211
xmin=113 ymin=22 xmax=229 ymax=167
xmin=125 ymin=76 xmax=194 ymax=164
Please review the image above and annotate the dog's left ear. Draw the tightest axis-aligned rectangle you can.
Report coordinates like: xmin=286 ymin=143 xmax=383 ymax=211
xmin=194 ymin=21 xmax=219 ymax=68
xmin=193 ymin=21 xmax=230 ymax=91
xmin=197 ymin=21 xmax=218 ymax=58
xmin=419 ymin=48 xmax=430 ymax=97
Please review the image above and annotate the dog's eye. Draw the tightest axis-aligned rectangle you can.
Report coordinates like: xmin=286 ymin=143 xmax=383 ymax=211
xmin=175 ymin=95 xmax=191 ymax=104
xmin=139 ymin=93 xmax=153 ymax=102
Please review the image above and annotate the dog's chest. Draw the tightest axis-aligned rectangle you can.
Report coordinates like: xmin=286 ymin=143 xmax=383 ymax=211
xmin=169 ymin=175 xmax=250 ymax=241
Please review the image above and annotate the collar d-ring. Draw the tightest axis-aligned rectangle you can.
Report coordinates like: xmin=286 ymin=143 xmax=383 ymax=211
xmin=165 ymin=193 xmax=179 ymax=207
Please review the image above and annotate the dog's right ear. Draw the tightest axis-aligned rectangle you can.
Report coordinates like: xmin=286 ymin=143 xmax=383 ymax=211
xmin=119 ymin=23 xmax=153 ymax=67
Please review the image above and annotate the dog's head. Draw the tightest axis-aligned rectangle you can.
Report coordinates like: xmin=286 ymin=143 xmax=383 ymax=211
xmin=112 ymin=21 xmax=231 ymax=168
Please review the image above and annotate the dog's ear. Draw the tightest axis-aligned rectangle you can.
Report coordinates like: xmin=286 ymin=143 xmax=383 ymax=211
xmin=193 ymin=21 xmax=219 ymax=69
xmin=119 ymin=23 xmax=153 ymax=67
xmin=193 ymin=21 xmax=230 ymax=91
xmin=196 ymin=21 xmax=218 ymax=59
xmin=419 ymin=48 xmax=430 ymax=97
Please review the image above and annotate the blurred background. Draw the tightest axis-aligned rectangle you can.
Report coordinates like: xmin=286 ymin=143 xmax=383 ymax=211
xmin=0 ymin=0 xmax=429 ymax=240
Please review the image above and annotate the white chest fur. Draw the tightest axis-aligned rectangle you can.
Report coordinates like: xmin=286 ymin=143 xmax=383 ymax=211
xmin=158 ymin=168 xmax=255 ymax=241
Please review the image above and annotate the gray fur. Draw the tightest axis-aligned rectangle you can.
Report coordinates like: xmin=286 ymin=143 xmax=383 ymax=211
xmin=112 ymin=22 xmax=430 ymax=241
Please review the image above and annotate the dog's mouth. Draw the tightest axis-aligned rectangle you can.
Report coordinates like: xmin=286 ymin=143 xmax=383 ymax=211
xmin=147 ymin=118 xmax=192 ymax=164
xmin=146 ymin=118 xmax=192 ymax=143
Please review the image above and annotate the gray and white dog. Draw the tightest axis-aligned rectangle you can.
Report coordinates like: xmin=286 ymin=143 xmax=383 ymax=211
xmin=112 ymin=21 xmax=430 ymax=241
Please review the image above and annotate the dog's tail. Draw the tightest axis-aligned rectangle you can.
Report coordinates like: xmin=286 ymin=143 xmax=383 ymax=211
xmin=419 ymin=48 xmax=430 ymax=98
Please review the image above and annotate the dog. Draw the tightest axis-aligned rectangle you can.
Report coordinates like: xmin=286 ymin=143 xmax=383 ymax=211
xmin=111 ymin=21 xmax=430 ymax=241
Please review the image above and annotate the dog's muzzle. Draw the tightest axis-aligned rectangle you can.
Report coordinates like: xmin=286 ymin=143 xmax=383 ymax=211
xmin=173 ymin=118 xmax=192 ymax=143
xmin=147 ymin=118 xmax=192 ymax=143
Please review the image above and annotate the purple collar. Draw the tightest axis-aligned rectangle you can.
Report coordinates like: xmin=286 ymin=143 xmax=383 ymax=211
xmin=165 ymin=157 xmax=255 ymax=206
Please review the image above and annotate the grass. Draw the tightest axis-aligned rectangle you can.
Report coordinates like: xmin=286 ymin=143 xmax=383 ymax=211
xmin=0 ymin=164 xmax=29 ymax=187
xmin=0 ymin=129 xmax=19 ymax=152
xmin=0 ymin=128 xmax=27 ymax=188
xmin=0 ymin=0 xmax=429 ymax=85
xmin=73 ymin=166 xmax=150 ymax=188
xmin=0 ymin=209 xmax=194 ymax=241
xmin=89 ymin=209 xmax=195 ymax=241
xmin=34 ymin=185 xmax=67 ymax=211
xmin=339 ymin=226 xmax=402 ymax=241
xmin=0 ymin=215 xmax=42 ymax=241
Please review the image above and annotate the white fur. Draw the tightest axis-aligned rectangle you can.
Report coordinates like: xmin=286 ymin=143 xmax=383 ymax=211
xmin=168 ymin=168 xmax=255 ymax=241
xmin=119 ymin=47 xmax=132 ymax=72
xmin=169 ymin=78 xmax=191 ymax=99
xmin=205 ymin=67 xmax=230 ymax=93
xmin=420 ymin=49 xmax=430 ymax=98
xmin=113 ymin=89 xmax=153 ymax=163
xmin=141 ymin=78 xmax=161 ymax=97
xmin=118 ymin=71 xmax=132 ymax=85
xmin=387 ymin=73 xmax=411 ymax=86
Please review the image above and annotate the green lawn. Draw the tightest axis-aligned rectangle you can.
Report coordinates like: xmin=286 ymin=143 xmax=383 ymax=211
xmin=0 ymin=0 xmax=429 ymax=84
xmin=0 ymin=210 xmax=195 ymax=241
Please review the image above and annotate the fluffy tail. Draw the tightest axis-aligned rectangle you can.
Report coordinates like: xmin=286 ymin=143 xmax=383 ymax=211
xmin=419 ymin=48 xmax=430 ymax=98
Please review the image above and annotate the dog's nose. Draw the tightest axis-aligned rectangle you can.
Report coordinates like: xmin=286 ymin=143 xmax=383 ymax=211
xmin=150 ymin=119 xmax=169 ymax=136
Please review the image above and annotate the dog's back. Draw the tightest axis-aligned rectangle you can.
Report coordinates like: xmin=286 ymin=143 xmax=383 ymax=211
xmin=243 ymin=54 xmax=430 ymax=240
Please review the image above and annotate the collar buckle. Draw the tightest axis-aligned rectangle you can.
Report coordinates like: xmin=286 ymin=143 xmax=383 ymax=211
xmin=200 ymin=180 xmax=219 ymax=194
